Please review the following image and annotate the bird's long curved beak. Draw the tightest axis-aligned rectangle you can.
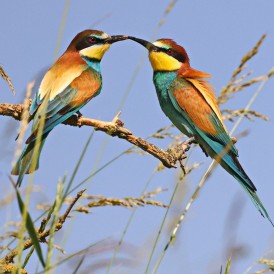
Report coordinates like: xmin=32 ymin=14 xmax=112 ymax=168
xmin=127 ymin=36 xmax=155 ymax=50
xmin=108 ymin=35 xmax=128 ymax=44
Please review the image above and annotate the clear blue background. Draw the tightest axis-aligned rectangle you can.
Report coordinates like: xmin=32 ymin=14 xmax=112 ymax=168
xmin=0 ymin=1 xmax=274 ymax=273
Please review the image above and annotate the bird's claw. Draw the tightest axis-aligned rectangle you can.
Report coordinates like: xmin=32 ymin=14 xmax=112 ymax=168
xmin=76 ymin=111 xmax=83 ymax=118
xmin=167 ymin=137 xmax=196 ymax=173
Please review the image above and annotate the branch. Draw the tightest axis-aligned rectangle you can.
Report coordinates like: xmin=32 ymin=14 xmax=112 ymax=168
xmin=0 ymin=101 xmax=194 ymax=168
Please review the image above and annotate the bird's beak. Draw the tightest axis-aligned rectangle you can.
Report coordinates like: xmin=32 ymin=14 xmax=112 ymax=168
xmin=127 ymin=36 xmax=156 ymax=51
xmin=107 ymin=35 xmax=128 ymax=44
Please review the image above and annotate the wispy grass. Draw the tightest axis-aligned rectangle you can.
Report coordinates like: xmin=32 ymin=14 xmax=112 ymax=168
xmin=45 ymin=177 xmax=66 ymax=273
xmin=220 ymin=256 xmax=232 ymax=274
xmin=146 ymin=147 xmax=195 ymax=274
xmin=53 ymin=0 xmax=70 ymax=61
xmin=106 ymin=170 xmax=157 ymax=273
xmin=0 ymin=65 xmax=15 ymax=95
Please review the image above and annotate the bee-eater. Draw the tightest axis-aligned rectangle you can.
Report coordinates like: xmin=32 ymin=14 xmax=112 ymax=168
xmin=12 ymin=30 xmax=127 ymax=186
xmin=127 ymin=36 xmax=273 ymax=225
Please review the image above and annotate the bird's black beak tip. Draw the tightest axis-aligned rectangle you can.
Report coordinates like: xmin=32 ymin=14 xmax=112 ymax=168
xmin=108 ymin=35 xmax=128 ymax=43
xmin=127 ymin=36 xmax=152 ymax=49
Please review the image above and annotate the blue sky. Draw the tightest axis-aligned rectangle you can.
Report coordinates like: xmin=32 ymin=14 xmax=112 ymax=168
xmin=1 ymin=1 xmax=274 ymax=273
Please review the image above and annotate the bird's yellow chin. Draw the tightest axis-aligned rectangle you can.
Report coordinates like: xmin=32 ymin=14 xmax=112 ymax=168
xmin=149 ymin=51 xmax=181 ymax=71
xmin=79 ymin=44 xmax=110 ymax=60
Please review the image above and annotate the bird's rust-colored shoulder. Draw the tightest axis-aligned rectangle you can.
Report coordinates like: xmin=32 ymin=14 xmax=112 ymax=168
xmin=175 ymin=59 xmax=225 ymax=130
xmin=177 ymin=64 xmax=212 ymax=79
xmin=39 ymin=51 xmax=88 ymax=101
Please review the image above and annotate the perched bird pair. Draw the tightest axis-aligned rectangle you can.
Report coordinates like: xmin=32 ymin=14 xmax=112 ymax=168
xmin=12 ymin=29 xmax=272 ymax=225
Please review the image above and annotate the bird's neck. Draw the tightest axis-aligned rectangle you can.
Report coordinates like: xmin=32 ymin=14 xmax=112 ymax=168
xmin=153 ymin=70 xmax=177 ymax=96
xmin=81 ymin=56 xmax=101 ymax=72
xmin=154 ymin=70 xmax=178 ymax=85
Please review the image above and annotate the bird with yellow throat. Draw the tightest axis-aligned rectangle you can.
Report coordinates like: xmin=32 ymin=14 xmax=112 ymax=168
xmin=12 ymin=30 xmax=127 ymax=186
xmin=127 ymin=36 xmax=273 ymax=225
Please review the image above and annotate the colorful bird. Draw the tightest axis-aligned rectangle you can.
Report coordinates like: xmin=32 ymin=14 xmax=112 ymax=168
xmin=12 ymin=30 xmax=127 ymax=186
xmin=127 ymin=36 xmax=273 ymax=225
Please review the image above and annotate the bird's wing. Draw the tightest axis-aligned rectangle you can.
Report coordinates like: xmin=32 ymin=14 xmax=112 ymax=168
xmin=168 ymin=77 xmax=238 ymax=156
xmin=26 ymin=61 xmax=89 ymax=144
xmin=29 ymin=51 xmax=88 ymax=116
xmin=26 ymin=85 xmax=79 ymax=144
xmin=28 ymin=67 xmax=50 ymax=117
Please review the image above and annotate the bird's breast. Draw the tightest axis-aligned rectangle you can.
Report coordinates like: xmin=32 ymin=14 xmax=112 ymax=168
xmin=153 ymin=71 xmax=193 ymax=136
xmin=153 ymin=71 xmax=177 ymax=109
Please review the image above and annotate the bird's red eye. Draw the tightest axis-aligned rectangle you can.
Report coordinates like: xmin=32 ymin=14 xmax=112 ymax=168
xmin=166 ymin=49 xmax=173 ymax=55
xmin=88 ymin=37 xmax=96 ymax=44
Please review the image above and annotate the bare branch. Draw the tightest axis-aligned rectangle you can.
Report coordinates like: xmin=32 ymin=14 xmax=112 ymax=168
xmin=0 ymin=101 xmax=194 ymax=168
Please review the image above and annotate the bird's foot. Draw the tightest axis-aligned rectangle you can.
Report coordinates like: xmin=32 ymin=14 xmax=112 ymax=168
xmin=76 ymin=111 xmax=83 ymax=118
xmin=167 ymin=137 xmax=196 ymax=174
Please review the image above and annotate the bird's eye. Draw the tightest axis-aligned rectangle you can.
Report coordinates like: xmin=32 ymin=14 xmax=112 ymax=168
xmin=87 ymin=37 xmax=97 ymax=44
xmin=166 ymin=49 xmax=173 ymax=55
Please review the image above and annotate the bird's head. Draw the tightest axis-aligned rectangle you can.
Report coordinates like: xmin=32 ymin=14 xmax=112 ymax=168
xmin=128 ymin=36 xmax=189 ymax=72
xmin=68 ymin=30 xmax=127 ymax=61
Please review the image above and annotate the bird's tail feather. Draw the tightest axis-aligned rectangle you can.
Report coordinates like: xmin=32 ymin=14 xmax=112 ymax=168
xmin=200 ymin=136 xmax=273 ymax=225
xmin=243 ymin=185 xmax=274 ymax=226
xmin=218 ymin=150 xmax=273 ymax=225
xmin=11 ymin=137 xmax=47 ymax=187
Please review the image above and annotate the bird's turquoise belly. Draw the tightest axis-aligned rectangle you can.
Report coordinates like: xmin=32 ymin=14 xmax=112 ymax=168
xmin=153 ymin=71 xmax=193 ymax=137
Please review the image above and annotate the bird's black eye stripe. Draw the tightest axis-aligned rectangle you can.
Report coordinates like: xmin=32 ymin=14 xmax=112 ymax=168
xmin=164 ymin=48 xmax=186 ymax=63
xmin=151 ymin=46 xmax=161 ymax=52
xmin=76 ymin=36 xmax=102 ymax=51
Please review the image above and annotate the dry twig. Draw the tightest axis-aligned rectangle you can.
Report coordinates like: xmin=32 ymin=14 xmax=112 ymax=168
xmin=0 ymin=101 xmax=194 ymax=168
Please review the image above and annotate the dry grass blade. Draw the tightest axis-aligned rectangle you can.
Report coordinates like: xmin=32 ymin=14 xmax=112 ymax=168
xmin=255 ymin=258 xmax=274 ymax=273
xmin=228 ymin=75 xmax=267 ymax=93
xmin=268 ymin=67 xmax=274 ymax=78
xmin=258 ymin=259 xmax=274 ymax=267
xmin=254 ymin=268 xmax=274 ymax=274
xmin=53 ymin=0 xmax=70 ymax=61
xmin=157 ymin=0 xmax=178 ymax=28
xmin=11 ymin=82 xmax=33 ymax=172
xmin=86 ymin=195 xmax=167 ymax=209
xmin=0 ymin=260 xmax=27 ymax=274
xmin=238 ymin=34 xmax=266 ymax=73
xmin=0 ymin=66 xmax=15 ymax=95
xmin=218 ymin=34 xmax=266 ymax=105
xmin=0 ymin=193 xmax=16 ymax=208
xmin=142 ymin=187 xmax=167 ymax=198
xmin=222 ymin=109 xmax=269 ymax=122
